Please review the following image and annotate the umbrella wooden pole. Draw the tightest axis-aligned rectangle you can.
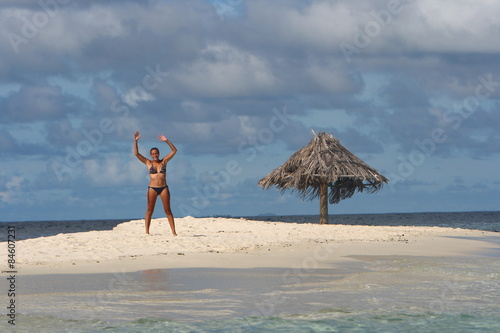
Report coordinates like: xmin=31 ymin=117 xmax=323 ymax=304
xmin=319 ymin=183 xmax=328 ymax=224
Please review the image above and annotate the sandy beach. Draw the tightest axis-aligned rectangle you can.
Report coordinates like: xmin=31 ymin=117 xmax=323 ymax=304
xmin=2 ymin=215 xmax=500 ymax=331
xmin=4 ymin=216 xmax=498 ymax=275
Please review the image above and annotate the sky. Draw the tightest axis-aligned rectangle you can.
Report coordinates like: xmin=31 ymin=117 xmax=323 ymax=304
xmin=1 ymin=0 xmax=499 ymax=222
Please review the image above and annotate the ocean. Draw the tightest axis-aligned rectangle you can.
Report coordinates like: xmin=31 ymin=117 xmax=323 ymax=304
xmin=1 ymin=211 xmax=499 ymax=332
xmin=246 ymin=210 xmax=500 ymax=232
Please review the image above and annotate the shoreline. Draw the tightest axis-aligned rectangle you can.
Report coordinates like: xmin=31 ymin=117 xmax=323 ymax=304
xmin=6 ymin=217 xmax=500 ymax=331
xmin=3 ymin=216 xmax=497 ymax=276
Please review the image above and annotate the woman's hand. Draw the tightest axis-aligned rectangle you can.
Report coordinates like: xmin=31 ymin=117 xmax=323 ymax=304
xmin=134 ymin=131 xmax=141 ymax=141
xmin=158 ymin=135 xmax=168 ymax=142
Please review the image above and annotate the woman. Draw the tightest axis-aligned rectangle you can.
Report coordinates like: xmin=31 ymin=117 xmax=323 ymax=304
xmin=134 ymin=131 xmax=177 ymax=235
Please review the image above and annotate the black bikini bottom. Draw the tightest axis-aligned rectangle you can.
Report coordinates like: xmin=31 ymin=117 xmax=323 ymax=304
xmin=148 ymin=185 xmax=168 ymax=195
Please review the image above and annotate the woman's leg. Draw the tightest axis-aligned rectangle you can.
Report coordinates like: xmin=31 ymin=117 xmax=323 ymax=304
xmin=160 ymin=186 xmax=177 ymax=236
xmin=145 ymin=187 xmax=158 ymax=234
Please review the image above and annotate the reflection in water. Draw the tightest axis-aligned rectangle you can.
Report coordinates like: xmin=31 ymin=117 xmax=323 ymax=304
xmin=141 ymin=269 xmax=169 ymax=291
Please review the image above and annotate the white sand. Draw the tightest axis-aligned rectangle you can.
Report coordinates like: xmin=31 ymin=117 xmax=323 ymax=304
xmin=4 ymin=216 xmax=498 ymax=275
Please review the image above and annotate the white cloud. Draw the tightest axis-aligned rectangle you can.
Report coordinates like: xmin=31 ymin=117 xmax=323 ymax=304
xmin=246 ymin=0 xmax=500 ymax=54
xmin=246 ymin=0 xmax=354 ymax=49
xmin=83 ymin=156 xmax=144 ymax=186
xmin=5 ymin=175 xmax=23 ymax=189
xmin=390 ymin=0 xmax=500 ymax=53
xmin=0 ymin=175 xmax=25 ymax=204
xmin=123 ymin=87 xmax=155 ymax=107
xmin=172 ymin=42 xmax=277 ymax=98
xmin=6 ymin=84 xmax=65 ymax=122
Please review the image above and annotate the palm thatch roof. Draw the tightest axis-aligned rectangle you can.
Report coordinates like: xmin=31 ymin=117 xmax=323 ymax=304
xmin=258 ymin=131 xmax=389 ymax=205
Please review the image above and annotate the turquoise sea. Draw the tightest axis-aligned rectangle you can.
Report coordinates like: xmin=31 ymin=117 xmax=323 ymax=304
xmin=1 ymin=211 xmax=499 ymax=332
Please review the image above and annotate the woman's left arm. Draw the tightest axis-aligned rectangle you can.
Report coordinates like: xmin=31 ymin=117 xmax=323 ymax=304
xmin=159 ymin=135 xmax=177 ymax=162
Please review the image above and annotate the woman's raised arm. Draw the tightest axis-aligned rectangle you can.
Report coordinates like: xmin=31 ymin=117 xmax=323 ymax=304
xmin=158 ymin=135 xmax=177 ymax=162
xmin=134 ymin=131 xmax=148 ymax=164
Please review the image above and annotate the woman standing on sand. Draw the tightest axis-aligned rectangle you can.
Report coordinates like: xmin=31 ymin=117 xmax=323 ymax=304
xmin=134 ymin=131 xmax=177 ymax=236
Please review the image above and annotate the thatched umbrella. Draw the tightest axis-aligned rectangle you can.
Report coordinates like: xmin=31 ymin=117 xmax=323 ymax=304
xmin=258 ymin=131 xmax=389 ymax=224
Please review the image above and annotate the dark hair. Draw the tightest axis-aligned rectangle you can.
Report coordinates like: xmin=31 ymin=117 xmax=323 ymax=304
xmin=150 ymin=147 xmax=159 ymax=154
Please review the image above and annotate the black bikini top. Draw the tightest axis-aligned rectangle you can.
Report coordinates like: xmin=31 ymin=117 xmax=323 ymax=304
xmin=149 ymin=163 xmax=166 ymax=174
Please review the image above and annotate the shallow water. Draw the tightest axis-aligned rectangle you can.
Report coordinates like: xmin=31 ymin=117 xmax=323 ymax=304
xmin=3 ymin=253 xmax=499 ymax=332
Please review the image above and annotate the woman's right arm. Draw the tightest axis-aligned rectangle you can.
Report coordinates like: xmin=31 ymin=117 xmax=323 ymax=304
xmin=134 ymin=131 xmax=148 ymax=164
